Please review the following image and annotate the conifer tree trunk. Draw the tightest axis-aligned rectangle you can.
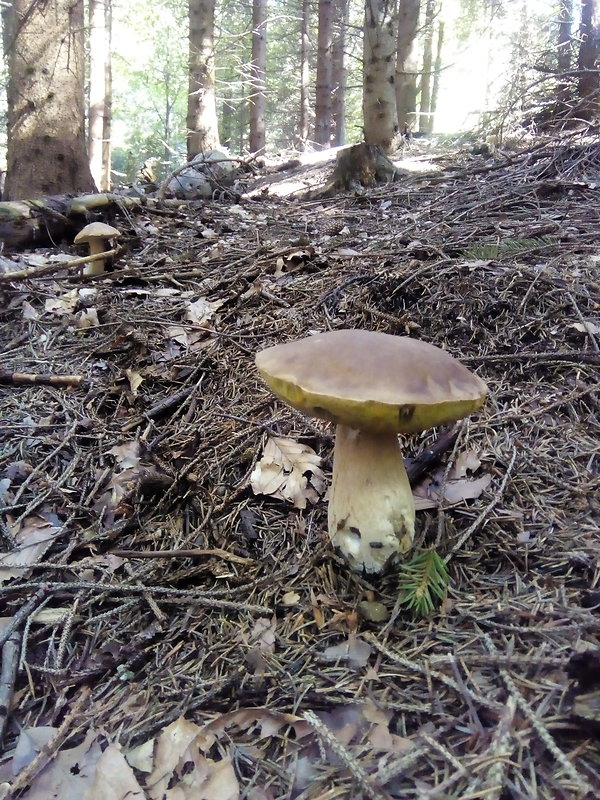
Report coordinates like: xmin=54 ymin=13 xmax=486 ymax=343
xmin=332 ymin=0 xmax=349 ymax=146
xmin=395 ymin=0 xmax=420 ymax=132
xmin=578 ymin=0 xmax=600 ymax=117
xmin=89 ymin=0 xmax=110 ymax=190
xmin=428 ymin=20 xmax=443 ymax=134
xmin=4 ymin=0 xmax=96 ymax=200
xmin=249 ymin=0 xmax=267 ymax=153
xmin=187 ymin=0 xmax=220 ymax=158
xmin=314 ymin=0 xmax=334 ymax=148
xmin=418 ymin=0 xmax=435 ymax=134
xmin=298 ymin=0 xmax=311 ymax=147
xmin=363 ymin=0 xmax=399 ymax=152
xmin=101 ymin=0 xmax=113 ymax=190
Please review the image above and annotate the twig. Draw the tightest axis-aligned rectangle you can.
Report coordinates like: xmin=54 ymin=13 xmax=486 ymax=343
xmin=110 ymin=547 xmax=254 ymax=565
xmin=0 ymin=630 xmax=20 ymax=747
xmin=0 ymin=371 xmax=85 ymax=388
xmin=0 ymin=248 xmax=119 ymax=283
xmin=301 ymin=710 xmax=391 ymax=800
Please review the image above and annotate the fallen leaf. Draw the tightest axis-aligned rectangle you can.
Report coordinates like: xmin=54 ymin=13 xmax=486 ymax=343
xmin=321 ymin=635 xmax=372 ymax=668
xmin=44 ymin=289 xmax=78 ymax=316
xmin=22 ymin=301 xmax=40 ymax=320
xmin=281 ymin=591 xmax=301 ymax=606
xmin=0 ymin=515 xmax=61 ymax=584
xmin=74 ymin=308 xmax=100 ymax=329
xmin=19 ymin=729 xmax=102 ymax=800
xmin=250 ymin=437 xmax=325 ymax=509
xmin=108 ymin=441 xmax=141 ymax=471
xmin=185 ymin=297 xmax=223 ymax=326
xmin=569 ymin=320 xmax=600 ymax=335
xmin=81 ymin=744 xmax=142 ymax=800
xmin=125 ymin=369 xmax=144 ymax=395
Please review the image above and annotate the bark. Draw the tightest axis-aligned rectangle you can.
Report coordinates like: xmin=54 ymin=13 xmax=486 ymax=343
xmin=395 ymin=0 xmax=420 ymax=133
xmin=418 ymin=0 xmax=435 ymax=134
xmin=557 ymin=0 xmax=574 ymax=74
xmin=4 ymin=0 xmax=96 ymax=200
xmin=187 ymin=0 xmax=220 ymax=158
xmin=332 ymin=0 xmax=349 ymax=146
xmin=298 ymin=0 xmax=311 ymax=147
xmin=89 ymin=0 xmax=110 ymax=190
xmin=314 ymin=0 xmax=334 ymax=148
xmin=249 ymin=0 xmax=267 ymax=153
xmin=578 ymin=0 xmax=600 ymax=116
xmin=363 ymin=0 xmax=399 ymax=152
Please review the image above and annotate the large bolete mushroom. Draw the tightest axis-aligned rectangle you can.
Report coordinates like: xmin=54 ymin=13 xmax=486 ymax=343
xmin=256 ymin=330 xmax=487 ymax=573
xmin=74 ymin=222 xmax=121 ymax=277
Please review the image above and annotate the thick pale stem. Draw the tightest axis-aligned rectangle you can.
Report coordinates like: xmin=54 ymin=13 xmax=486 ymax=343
xmin=83 ymin=239 xmax=107 ymax=276
xmin=328 ymin=424 xmax=414 ymax=573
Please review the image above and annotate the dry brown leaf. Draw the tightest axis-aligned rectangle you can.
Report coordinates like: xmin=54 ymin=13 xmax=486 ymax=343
xmin=18 ymin=729 xmax=102 ymax=800
xmin=81 ymin=744 xmax=142 ymax=800
xmin=0 ymin=515 xmax=61 ymax=584
xmin=321 ymin=635 xmax=372 ymax=668
xmin=185 ymin=297 xmax=224 ymax=326
xmin=44 ymin=289 xmax=78 ymax=316
xmin=108 ymin=441 xmax=141 ymax=470
xmin=250 ymin=436 xmax=325 ymax=509
xmin=124 ymin=369 xmax=144 ymax=395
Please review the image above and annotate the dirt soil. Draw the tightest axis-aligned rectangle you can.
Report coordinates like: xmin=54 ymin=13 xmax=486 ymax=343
xmin=0 ymin=134 xmax=599 ymax=799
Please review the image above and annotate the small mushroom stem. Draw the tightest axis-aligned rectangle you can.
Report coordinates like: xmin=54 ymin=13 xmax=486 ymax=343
xmin=83 ymin=239 xmax=107 ymax=276
xmin=328 ymin=424 xmax=415 ymax=573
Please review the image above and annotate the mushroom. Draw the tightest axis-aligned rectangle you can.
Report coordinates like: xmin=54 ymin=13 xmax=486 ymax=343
xmin=74 ymin=222 xmax=121 ymax=277
xmin=255 ymin=329 xmax=487 ymax=573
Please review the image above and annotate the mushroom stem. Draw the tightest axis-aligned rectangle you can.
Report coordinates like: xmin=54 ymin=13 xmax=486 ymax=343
xmin=83 ymin=239 xmax=107 ymax=277
xmin=328 ymin=424 xmax=414 ymax=573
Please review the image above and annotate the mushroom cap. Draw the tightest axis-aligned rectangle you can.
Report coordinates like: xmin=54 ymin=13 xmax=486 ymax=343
xmin=256 ymin=329 xmax=487 ymax=433
xmin=74 ymin=222 xmax=121 ymax=244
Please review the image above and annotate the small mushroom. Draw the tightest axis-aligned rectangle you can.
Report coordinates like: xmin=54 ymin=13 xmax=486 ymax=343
xmin=255 ymin=329 xmax=487 ymax=573
xmin=74 ymin=222 xmax=121 ymax=277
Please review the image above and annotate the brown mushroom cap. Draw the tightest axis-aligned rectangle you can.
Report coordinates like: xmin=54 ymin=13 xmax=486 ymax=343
xmin=256 ymin=329 xmax=487 ymax=434
xmin=74 ymin=222 xmax=121 ymax=244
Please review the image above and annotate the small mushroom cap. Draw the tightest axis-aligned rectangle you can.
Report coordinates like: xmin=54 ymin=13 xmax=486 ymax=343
xmin=256 ymin=330 xmax=487 ymax=433
xmin=74 ymin=222 xmax=121 ymax=244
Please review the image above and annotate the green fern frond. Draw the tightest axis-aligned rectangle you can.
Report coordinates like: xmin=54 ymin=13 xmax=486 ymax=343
xmin=398 ymin=550 xmax=449 ymax=617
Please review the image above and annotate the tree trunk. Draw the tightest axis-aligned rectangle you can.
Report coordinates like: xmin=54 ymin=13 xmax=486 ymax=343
xmin=557 ymin=0 xmax=574 ymax=73
xmin=187 ymin=0 xmax=220 ymax=158
xmin=332 ymin=0 xmax=349 ymax=147
xmin=249 ymin=0 xmax=267 ymax=153
xmin=428 ymin=20 xmax=443 ymax=134
xmin=298 ymin=0 xmax=311 ymax=148
xmin=89 ymin=0 xmax=110 ymax=190
xmin=395 ymin=0 xmax=420 ymax=133
xmin=4 ymin=0 xmax=96 ymax=200
xmin=418 ymin=0 xmax=435 ymax=134
xmin=578 ymin=0 xmax=600 ymax=117
xmin=363 ymin=0 xmax=399 ymax=152
xmin=101 ymin=0 xmax=113 ymax=191
xmin=314 ymin=0 xmax=334 ymax=149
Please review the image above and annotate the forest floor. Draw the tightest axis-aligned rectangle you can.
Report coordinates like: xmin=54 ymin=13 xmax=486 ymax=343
xmin=0 ymin=133 xmax=599 ymax=799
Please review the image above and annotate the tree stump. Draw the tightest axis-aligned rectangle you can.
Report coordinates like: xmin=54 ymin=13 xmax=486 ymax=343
xmin=315 ymin=143 xmax=399 ymax=198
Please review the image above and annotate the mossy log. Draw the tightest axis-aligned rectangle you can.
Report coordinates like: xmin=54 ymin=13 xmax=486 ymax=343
xmin=0 ymin=193 xmax=141 ymax=249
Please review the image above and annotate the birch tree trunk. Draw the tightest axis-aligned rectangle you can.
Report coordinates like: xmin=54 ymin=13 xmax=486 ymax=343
xmin=315 ymin=0 xmax=334 ymax=149
xmin=4 ymin=0 xmax=96 ymax=200
xmin=332 ymin=0 xmax=349 ymax=146
xmin=363 ymin=0 xmax=399 ymax=152
xmin=187 ymin=0 xmax=220 ymax=158
xmin=249 ymin=0 xmax=267 ymax=153
xmin=298 ymin=0 xmax=311 ymax=147
xmin=395 ymin=0 xmax=420 ymax=133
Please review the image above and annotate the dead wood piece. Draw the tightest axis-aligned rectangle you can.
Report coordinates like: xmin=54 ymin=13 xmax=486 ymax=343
xmin=0 ymin=371 xmax=85 ymax=387
xmin=314 ymin=143 xmax=400 ymax=198
xmin=110 ymin=547 xmax=254 ymax=565
xmin=0 ymin=247 xmax=120 ymax=283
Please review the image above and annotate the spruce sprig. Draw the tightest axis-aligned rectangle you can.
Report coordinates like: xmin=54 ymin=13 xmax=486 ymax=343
xmin=398 ymin=550 xmax=449 ymax=616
